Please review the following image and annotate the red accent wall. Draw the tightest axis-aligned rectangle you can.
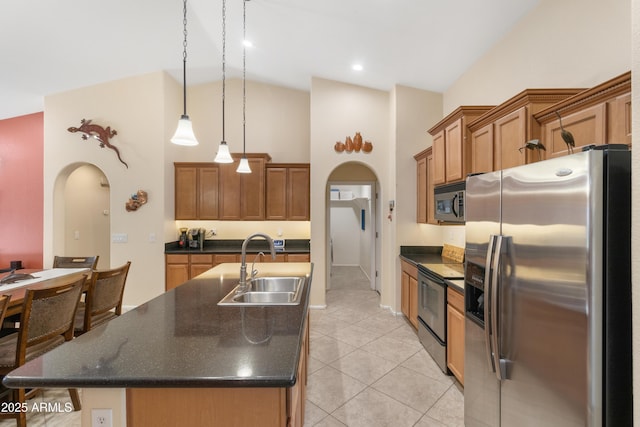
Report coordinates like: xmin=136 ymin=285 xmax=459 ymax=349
xmin=0 ymin=112 xmax=44 ymax=269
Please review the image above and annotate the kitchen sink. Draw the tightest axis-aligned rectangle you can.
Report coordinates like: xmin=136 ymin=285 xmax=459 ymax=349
xmin=218 ymin=276 xmax=305 ymax=306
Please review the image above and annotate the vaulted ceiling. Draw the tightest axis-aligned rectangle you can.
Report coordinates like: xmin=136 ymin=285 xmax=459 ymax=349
xmin=0 ymin=0 xmax=539 ymax=120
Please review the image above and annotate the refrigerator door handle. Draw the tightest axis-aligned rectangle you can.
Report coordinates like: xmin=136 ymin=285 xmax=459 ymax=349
xmin=484 ymin=234 xmax=497 ymax=373
xmin=491 ymin=235 xmax=504 ymax=381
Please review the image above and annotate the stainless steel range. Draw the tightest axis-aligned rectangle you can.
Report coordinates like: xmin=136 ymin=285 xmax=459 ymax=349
xmin=417 ymin=262 xmax=464 ymax=373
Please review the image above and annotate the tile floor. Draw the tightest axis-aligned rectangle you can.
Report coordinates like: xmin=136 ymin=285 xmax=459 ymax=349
xmin=305 ymin=266 xmax=464 ymax=427
xmin=0 ymin=266 xmax=465 ymax=427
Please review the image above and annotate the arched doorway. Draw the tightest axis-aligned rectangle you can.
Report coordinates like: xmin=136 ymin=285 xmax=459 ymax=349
xmin=52 ymin=163 xmax=110 ymax=268
xmin=326 ymin=162 xmax=381 ymax=296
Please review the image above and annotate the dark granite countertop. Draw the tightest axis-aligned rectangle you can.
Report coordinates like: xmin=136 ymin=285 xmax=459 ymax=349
xmin=400 ymin=246 xmax=465 ymax=290
xmin=165 ymin=239 xmax=311 ymax=254
xmin=3 ymin=263 xmax=313 ymax=389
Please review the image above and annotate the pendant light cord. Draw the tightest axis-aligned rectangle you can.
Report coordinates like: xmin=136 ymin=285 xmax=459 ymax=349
xmin=181 ymin=0 xmax=188 ymax=116
xmin=242 ymin=0 xmax=246 ymax=155
xmin=221 ymin=0 xmax=226 ymax=142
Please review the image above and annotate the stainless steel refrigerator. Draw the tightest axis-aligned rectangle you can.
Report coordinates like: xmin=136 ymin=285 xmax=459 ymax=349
xmin=464 ymin=145 xmax=631 ymax=427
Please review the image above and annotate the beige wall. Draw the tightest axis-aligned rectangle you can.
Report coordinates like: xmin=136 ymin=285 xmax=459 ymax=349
xmin=45 ymin=72 xmax=170 ymax=306
xmin=309 ymin=77 xmax=394 ymax=308
xmin=444 ymin=0 xmax=631 ymax=114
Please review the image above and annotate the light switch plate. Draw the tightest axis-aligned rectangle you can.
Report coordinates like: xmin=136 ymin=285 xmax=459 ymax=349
xmin=111 ymin=233 xmax=128 ymax=243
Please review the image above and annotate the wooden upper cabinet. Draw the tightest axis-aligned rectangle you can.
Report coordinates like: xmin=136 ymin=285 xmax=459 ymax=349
xmin=494 ymin=107 xmax=527 ymax=170
xmin=470 ymin=123 xmax=494 ymax=174
xmin=219 ymin=154 xmax=271 ymax=220
xmin=266 ymin=164 xmax=310 ymax=221
xmin=414 ymin=148 xmax=435 ymax=224
xmin=429 ymin=106 xmax=494 ymax=185
xmin=431 ymin=131 xmax=446 ymax=185
xmin=468 ymin=89 xmax=583 ymax=172
xmin=175 ymin=163 xmax=219 ymax=220
xmin=534 ymin=71 xmax=631 ymax=158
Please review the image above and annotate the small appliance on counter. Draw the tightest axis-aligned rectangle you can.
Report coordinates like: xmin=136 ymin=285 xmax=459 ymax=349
xmin=178 ymin=228 xmax=189 ymax=248
xmin=188 ymin=228 xmax=205 ymax=251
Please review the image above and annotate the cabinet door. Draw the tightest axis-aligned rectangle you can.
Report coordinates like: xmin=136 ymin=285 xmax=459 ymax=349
xmin=416 ymin=156 xmax=427 ymax=224
xmin=198 ymin=167 xmax=219 ymax=220
xmin=166 ymin=255 xmax=190 ymax=291
xmin=612 ymin=93 xmax=631 ymax=146
xmin=495 ymin=107 xmax=526 ymax=170
xmin=409 ymin=275 xmax=418 ymax=329
xmin=444 ymin=119 xmax=464 ymax=183
xmin=175 ymin=166 xmax=197 ymax=219
xmin=432 ymin=130 xmax=446 ymax=185
xmin=401 ymin=271 xmax=410 ymax=318
xmin=219 ymin=162 xmax=242 ymax=220
xmin=447 ymin=287 xmax=465 ymax=384
xmin=426 ymin=151 xmax=436 ymax=225
xmin=242 ymin=158 xmax=266 ymax=220
xmin=266 ymin=167 xmax=288 ymax=220
xmin=471 ymin=123 xmax=494 ymax=174
xmin=545 ymin=103 xmax=606 ymax=158
xmin=288 ymin=167 xmax=310 ymax=220
xmin=260 ymin=253 xmax=287 ymax=263
xmin=213 ymin=254 xmax=239 ymax=266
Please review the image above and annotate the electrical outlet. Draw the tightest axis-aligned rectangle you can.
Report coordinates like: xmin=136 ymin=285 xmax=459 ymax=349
xmin=91 ymin=408 xmax=112 ymax=427
xmin=111 ymin=233 xmax=128 ymax=243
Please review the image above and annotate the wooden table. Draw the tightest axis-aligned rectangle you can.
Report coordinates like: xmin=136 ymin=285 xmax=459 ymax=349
xmin=0 ymin=268 xmax=90 ymax=317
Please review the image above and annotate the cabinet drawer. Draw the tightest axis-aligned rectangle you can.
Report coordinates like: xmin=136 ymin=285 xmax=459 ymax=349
xmin=400 ymin=260 xmax=418 ymax=278
xmin=166 ymin=254 xmax=189 ymax=264
xmin=447 ymin=287 xmax=464 ymax=312
xmin=190 ymin=254 xmax=213 ymax=264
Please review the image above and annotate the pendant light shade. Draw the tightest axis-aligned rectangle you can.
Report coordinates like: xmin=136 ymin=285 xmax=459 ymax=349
xmin=215 ymin=141 xmax=233 ymax=163
xmin=171 ymin=0 xmax=198 ymax=146
xmin=171 ymin=115 xmax=198 ymax=146
xmin=236 ymin=157 xmax=251 ymax=173
xmin=236 ymin=0 xmax=252 ymax=173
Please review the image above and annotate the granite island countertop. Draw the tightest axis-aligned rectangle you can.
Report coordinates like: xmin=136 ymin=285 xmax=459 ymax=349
xmin=3 ymin=262 xmax=313 ymax=389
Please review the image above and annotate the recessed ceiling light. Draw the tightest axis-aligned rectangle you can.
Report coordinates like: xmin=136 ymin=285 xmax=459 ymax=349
xmin=243 ymin=40 xmax=253 ymax=48
xmin=352 ymin=64 xmax=363 ymax=71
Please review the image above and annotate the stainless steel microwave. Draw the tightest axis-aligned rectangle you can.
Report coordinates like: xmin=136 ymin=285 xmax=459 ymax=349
xmin=434 ymin=182 xmax=465 ymax=223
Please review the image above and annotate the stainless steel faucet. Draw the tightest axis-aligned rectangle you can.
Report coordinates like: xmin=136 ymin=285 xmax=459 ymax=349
xmin=238 ymin=233 xmax=276 ymax=292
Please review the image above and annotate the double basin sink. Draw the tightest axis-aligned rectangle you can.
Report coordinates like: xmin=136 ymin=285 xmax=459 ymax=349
xmin=218 ymin=276 xmax=305 ymax=306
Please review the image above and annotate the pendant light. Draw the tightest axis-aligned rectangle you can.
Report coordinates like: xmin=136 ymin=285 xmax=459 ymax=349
xmin=170 ymin=0 xmax=199 ymax=146
xmin=214 ymin=0 xmax=234 ymax=163
xmin=236 ymin=0 xmax=251 ymax=173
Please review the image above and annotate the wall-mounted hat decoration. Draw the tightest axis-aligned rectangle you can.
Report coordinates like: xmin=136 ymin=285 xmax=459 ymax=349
xmin=334 ymin=132 xmax=373 ymax=154
xmin=67 ymin=119 xmax=128 ymax=168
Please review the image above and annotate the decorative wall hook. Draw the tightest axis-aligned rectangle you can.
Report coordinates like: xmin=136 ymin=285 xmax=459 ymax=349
xmin=125 ymin=190 xmax=148 ymax=212
xmin=67 ymin=119 xmax=129 ymax=168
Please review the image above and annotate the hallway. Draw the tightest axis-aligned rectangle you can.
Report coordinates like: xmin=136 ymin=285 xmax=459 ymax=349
xmin=305 ymin=266 xmax=464 ymax=426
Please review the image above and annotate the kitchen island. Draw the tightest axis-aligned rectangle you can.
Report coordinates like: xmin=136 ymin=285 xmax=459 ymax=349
xmin=3 ymin=262 xmax=313 ymax=427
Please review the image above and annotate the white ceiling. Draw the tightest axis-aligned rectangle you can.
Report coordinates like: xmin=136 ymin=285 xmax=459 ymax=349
xmin=0 ymin=0 xmax=539 ymax=120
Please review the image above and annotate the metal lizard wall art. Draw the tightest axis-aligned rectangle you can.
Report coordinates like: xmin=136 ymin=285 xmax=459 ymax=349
xmin=67 ymin=119 xmax=129 ymax=168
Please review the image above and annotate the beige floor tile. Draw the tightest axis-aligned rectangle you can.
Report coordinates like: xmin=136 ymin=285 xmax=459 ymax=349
xmin=308 ymin=355 xmax=327 ymax=375
xmin=354 ymin=314 xmax=406 ymax=335
xmin=401 ymin=349 xmax=455 ymax=386
xmin=424 ymin=383 xmax=465 ymax=427
xmin=414 ymin=414 xmax=450 ymax=427
xmin=306 ymin=365 xmax=367 ymax=413
xmin=331 ymin=388 xmax=422 ymax=427
xmin=313 ymin=414 xmax=348 ymax=426
xmin=372 ymin=366 xmax=451 ymax=413
xmin=305 ymin=400 xmax=330 ymax=426
xmin=360 ymin=335 xmax=422 ymax=364
xmin=310 ymin=335 xmax=358 ymax=364
xmin=329 ymin=349 xmax=398 ymax=385
xmin=328 ymin=324 xmax=384 ymax=348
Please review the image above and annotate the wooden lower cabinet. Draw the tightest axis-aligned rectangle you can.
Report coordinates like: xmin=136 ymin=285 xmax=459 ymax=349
xmin=447 ymin=287 xmax=464 ymax=385
xmin=127 ymin=314 xmax=310 ymax=426
xmin=400 ymin=260 xmax=418 ymax=329
xmin=166 ymin=253 xmax=311 ymax=290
